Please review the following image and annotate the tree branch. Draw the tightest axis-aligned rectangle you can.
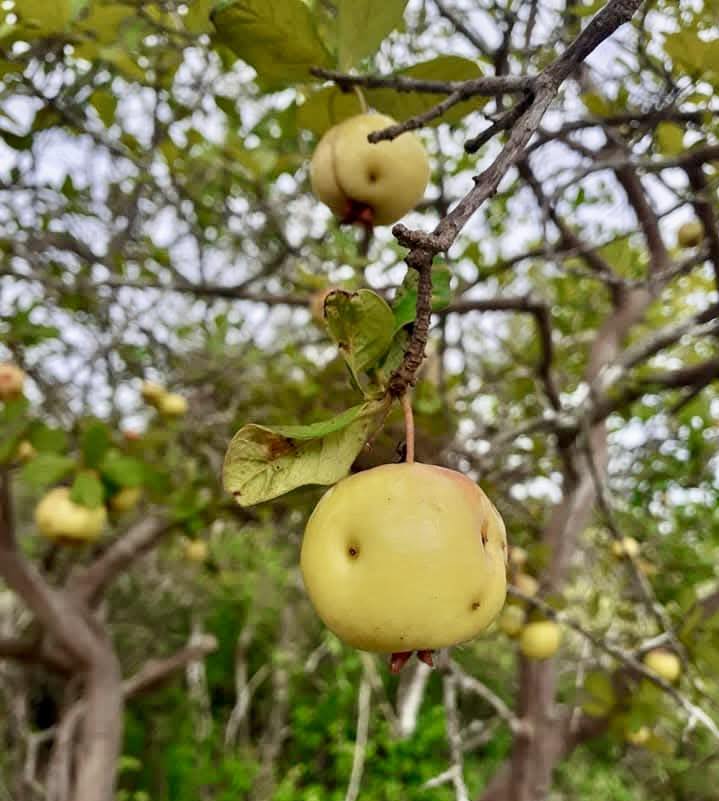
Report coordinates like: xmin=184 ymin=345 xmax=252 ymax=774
xmin=310 ymin=68 xmax=532 ymax=97
xmin=66 ymin=515 xmax=171 ymax=606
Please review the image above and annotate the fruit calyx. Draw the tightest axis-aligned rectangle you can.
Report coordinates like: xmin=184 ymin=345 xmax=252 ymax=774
xmin=341 ymin=198 xmax=375 ymax=228
xmin=390 ymin=649 xmax=435 ymax=674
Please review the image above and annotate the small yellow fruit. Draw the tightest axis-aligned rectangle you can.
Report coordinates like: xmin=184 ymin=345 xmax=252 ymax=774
xmin=514 ymin=572 xmax=539 ymax=597
xmin=677 ymin=221 xmax=704 ymax=248
xmin=15 ymin=440 xmax=36 ymax=463
xmin=623 ymin=537 xmax=640 ymax=558
xmin=158 ymin=392 xmax=188 ymax=417
xmin=0 ymin=363 xmax=25 ymax=400
xmin=625 ymin=726 xmax=650 ymax=746
xmin=301 ymin=463 xmax=507 ymax=653
xmin=141 ymin=380 xmax=166 ymax=406
xmin=612 ymin=536 xmax=640 ymax=559
xmin=185 ymin=540 xmax=208 ymax=563
xmin=509 ymin=546 xmax=528 ymax=567
xmin=310 ymin=113 xmax=430 ymax=226
xmin=109 ymin=486 xmax=142 ymax=513
xmin=35 ymin=487 xmax=107 ymax=543
xmin=498 ymin=605 xmax=526 ymax=638
xmin=519 ymin=620 xmax=562 ymax=660
xmin=643 ymin=648 xmax=681 ymax=682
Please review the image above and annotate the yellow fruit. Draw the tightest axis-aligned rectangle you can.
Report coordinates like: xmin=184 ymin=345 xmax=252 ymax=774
xmin=623 ymin=537 xmax=640 ymax=557
xmin=498 ymin=605 xmax=526 ymax=637
xmin=141 ymin=380 xmax=166 ymax=406
xmin=15 ymin=440 xmax=36 ymax=463
xmin=0 ymin=362 xmax=25 ymax=400
xmin=300 ymin=462 xmax=507 ymax=653
xmin=677 ymin=221 xmax=704 ymax=248
xmin=514 ymin=572 xmax=539 ymax=597
xmin=109 ymin=486 xmax=142 ymax=513
xmin=310 ymin=113 xmax=430 ymax=226
xmin=611 ymin=536 xmax=640 ymax=559
xmin=519 ymin=620 xmax=562 ymax=660
xmin=35 ymin=487 xmax=107 ymax=543
xmin=625 ymin=726 xmax=650 ymax=746
xmin=643 ymin=649 xmax=681 ymax=682
xmin=158 ymin=392 xmax=188 ymax=417
xmin=185 ymin=540 xmax=208 ymax=563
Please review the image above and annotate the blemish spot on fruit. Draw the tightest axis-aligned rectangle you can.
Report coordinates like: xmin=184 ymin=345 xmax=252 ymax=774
xmin=368 ymin=171 xmax=377 ymax=183
xmin=480 ymin=520 xmax=489 ymax=546
xmin=471 ymin=601 xmax=481 ymax=611
xmin=348 ymin=545 xmax=359 ymax=559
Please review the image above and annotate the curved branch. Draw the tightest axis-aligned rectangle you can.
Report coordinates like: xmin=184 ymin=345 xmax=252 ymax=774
xmin=67 ymin=515 xmax=171 ymax=606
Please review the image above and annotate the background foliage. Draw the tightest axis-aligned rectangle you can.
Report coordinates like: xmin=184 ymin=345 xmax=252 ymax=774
xmin=1 ymin=1 xmax=719 ymax=800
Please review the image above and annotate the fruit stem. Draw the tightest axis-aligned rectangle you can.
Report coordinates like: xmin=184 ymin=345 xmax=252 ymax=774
xmin=401 ymin=392 xmax=415 ymax=464
xmin=354 ymin=86 xmax=369 ymax=114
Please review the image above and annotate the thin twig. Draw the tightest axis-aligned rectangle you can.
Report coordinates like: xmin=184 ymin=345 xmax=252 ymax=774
xmin=344 ymin=657 xmax=372 ymax=801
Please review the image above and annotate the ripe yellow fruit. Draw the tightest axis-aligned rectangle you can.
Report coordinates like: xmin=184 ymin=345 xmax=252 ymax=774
xmin=185 ymin=540 xmax=208 ymax=563
xmin=158 ymin=392 xmax=188 ymax=417
xmin=643 ymin=648 xmax=681 ymax=682
xmin=611 ymin=536 xmax=640 ymax=559
xmin=0 ymin=362 xmax=25 ymax=400
xmin=141 ymin=380 xmax=166 ymax=406
xmin=498 ymin=604 xmax=526 ymax=638
xmin=514 ymin=572 xmax=539 ymax=597
xmin=310 ymin=113 xmax=430 ymax=226
xmin=35 ymin=487 xmax=107 ymax=543
xmin=15 ymin=440 xmax=36 ymax=463
xmin=109 ymin=486 xmax=142 ymax=513
xmin=625 ymin=726 xmax=650 ymax=746
xmin=677 ymin=221 xmax=704 ymax=248
xmin=301 ymin=462 xmax=507 ymax=653
xmin=519 ymin=620 xmax=561 ymax=660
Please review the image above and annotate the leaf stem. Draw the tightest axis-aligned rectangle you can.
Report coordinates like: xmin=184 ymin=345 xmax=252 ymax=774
xmin=401 ymin=393 xmax=415 ymax=464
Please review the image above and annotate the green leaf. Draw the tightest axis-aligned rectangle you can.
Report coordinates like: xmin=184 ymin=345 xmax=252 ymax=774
xmin=337 ymin=0 xmax=407 ymax=70
xmin=90 ymin=89 xmax=117 ymax=127
xmin=81 ymin=421 xmax=111 ymax=468
xmin=100 ymin=451 xmax=145 ymax=487
xmin=183 ymin=0 xmax=215 ymax=33
xmin=27 ymin=423 xmax=68 ymax=453
xmin=210 ymin=0 xmax=331 ymax=90
xmin=325 ymin=289 xmax=395 ymax=385
xmin=664 ymin=31 xmax=719 ymax=77
xmin=0 ymin=128 xmax=32 ymax=151
xmin=270 ymin=404 xmax=377 ymax=439
xmin=378 ymin=328 xmax=409 ymax=379
xmin=223 ymin=399 xmax=390 ymax=507
xmin=70 ymin=470 xmax=105 ymax=509
xmin=20 ymin=453 xmax=75 ymax=487
xmin=298 ymin=56 xmax=485 ymax=135
xmin=16 ymin=0 xmax=71 ymax=34
xmin=297 ymin=87 xmax=363 ymax=136
xmin=369 ymin=56 xmax=486 ymax=128
xmin=392 ymin=264 xmax=452 ymax=331
xmin=0 ymin=425 xmax=25 ymax=464
xmin=655 ymin=121 xmax=684 ymax=156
